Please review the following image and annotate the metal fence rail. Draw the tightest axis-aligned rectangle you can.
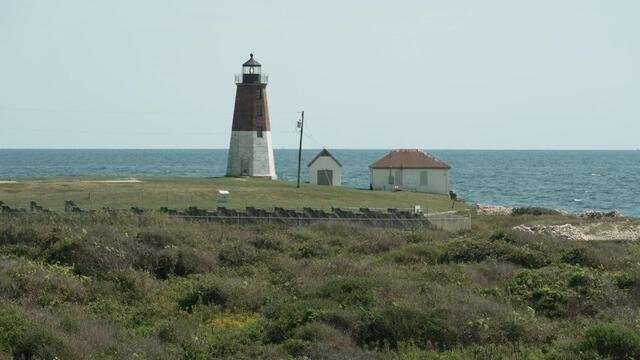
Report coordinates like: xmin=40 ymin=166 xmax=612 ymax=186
xmin=169 ymin=214 xmax=435 ymax=228
xmin=0 ymin=200 xmax=472 ymax=231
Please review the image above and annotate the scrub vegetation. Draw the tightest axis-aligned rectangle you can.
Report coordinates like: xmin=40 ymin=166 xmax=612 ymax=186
xmin=1 ymin=211 xmax=640 ymax=359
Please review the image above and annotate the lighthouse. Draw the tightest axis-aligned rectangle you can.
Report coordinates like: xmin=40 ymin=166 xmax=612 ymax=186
xmin=226 ymin=54 xmax=277 ymax=179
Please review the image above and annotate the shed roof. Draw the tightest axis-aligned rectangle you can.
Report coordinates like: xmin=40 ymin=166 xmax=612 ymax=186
xmin=308 ymin=149 xmax=342 ymax=167
xmin=369 ymin=149 xmax=450 ymax=169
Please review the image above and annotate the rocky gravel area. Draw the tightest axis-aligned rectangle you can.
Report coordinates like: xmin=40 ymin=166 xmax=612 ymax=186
xmin=513 ymin=223 xmax=640 ymax=241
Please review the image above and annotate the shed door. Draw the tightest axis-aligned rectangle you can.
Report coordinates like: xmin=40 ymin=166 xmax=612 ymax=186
xmin=395 ymin=170 xmax=403 ymax=186
xmin=317 ymin=170 xmax=333 ymax=185
xmin=240 ymin=159 xmax=249 ymax=176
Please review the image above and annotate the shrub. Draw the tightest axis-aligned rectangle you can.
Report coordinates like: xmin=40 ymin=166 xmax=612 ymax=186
xmin=136 ymin=231 xmax=178 ymax=248
xmin=315 ymin=278 xmax=375 ymax=307
xmin=0 ymin=258 xmax=88 ymax=306
xmin=442 ymin=240 xmax=546 ymax=268
xmin=356 ymin=305 xmax=452 ymax=350
xmin=292 ymin=241 xmax=329 ymax=259
xmin=12 ymin=325 xmax=70 ymax=360
xmin=387 ymin=243 xmax=445 ymax=265
xmin=559 ymin=245 xmax=627 ymax=270
xmin=218 ymin=243 xmax=258 ymax=266
xmin=489 ymin=229 xmax=516 ymax=243
xmin=559 ymin=247 xmax=599 ymax=268
xmin=250 ymin=235 xmax=283 ymax=251
xmin=583 ymin=323 xmax=640 ymax=359
xmin=45 ymin=236 xmax=81 ymax=265
xmin=292 ymin=323 xmax=370 ymax=360
xmin=0 ymin=305 xmax=29 ymax=354
xmin=615 ymin=271 xmax=638 ymax=289
xmin=404 ymin=230 xmax=450 ymax=244
xmin=499 ymin=246 xmax=547 ymax=269
xmin=0 ymin=306 xmax=73 ymax=359
xmin=512 ymin=207 xmax=561 ymax=216
xmin=508 ymin=266 xmax=612 ymax=318
xmin=104 ymin=268 xmax=151 ymax=303
xmin=178 ymin=284 xmax=227 ymax=311
xmin=0 ymin=226 xmax=41 ymax=246
xmin=261 ymin=301 xmax=320 ymax=343
xmin=442 ymin=240 xmax=508 ymax=263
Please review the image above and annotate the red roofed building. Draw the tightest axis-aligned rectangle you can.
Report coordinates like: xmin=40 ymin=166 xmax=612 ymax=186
xmin=369 ymin=149 xmax=450 ymax=194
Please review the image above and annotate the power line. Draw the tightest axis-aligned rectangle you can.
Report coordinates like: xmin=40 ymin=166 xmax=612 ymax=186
xmin=3 ymin=127 xmax=299 ymax=136
xmin=303 ymin=131 xmax=327 ymax=149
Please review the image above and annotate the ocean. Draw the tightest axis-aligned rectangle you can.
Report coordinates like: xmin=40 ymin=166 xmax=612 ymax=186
xmin=0 ymin=149 xmax=638 ymax=216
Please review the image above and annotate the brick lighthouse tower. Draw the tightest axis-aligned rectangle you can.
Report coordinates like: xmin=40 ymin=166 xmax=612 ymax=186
xmin=226 ymin=54 xmax=277 ymax=179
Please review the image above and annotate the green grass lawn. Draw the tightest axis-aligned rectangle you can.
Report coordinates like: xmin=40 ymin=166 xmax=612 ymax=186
xmin=0 ymin=177 xmax=469 ymax=213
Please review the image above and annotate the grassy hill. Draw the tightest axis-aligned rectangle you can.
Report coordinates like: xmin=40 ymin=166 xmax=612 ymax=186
xmin=0 ymin=177 xmax=469 ymax=213
xmin=2 ymin=211 xmax=640 ymax=358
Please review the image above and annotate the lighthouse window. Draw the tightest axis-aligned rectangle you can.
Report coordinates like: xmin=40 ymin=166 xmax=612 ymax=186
xmin=257 ymin=127 xmax=263 ymax=138
xmin=256 ymin=106 xmax=262 ymax=116
xmin=255 ymin=89 xmax=262 ymax=100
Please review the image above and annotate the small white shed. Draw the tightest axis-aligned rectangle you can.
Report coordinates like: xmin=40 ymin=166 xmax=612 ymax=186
xmin=308 ymin=149 xmax=342 ymax=186
xmin=369 ymin=149 xmax=450 ymax=194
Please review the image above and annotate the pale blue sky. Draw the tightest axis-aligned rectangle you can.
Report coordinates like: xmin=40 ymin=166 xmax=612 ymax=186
xmin=0 ymin=0 xmax=638 ymax=149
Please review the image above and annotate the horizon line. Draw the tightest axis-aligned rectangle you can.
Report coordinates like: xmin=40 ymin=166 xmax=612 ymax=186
xmin=0 ymin=147 xmax=639 ymax=151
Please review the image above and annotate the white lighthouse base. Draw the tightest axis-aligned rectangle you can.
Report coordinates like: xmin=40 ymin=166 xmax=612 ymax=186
xmin=226 ymin=131 xmax=277 ymax=179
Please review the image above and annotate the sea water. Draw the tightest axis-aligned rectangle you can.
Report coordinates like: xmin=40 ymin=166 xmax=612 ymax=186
xmin=0 ymin=149 xmax=638 ymax=215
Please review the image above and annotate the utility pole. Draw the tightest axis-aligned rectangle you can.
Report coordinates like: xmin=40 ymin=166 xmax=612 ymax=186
xmin=296 ymin=111 xmax=304 ymax=188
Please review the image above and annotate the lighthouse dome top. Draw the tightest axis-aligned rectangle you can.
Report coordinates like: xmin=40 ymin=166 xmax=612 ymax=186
xmin=243 ymin=53 xmax=261 ymax=67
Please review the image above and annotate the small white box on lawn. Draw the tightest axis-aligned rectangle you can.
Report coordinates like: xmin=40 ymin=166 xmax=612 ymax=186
xmin=217 ymin=190 xmax=230 ymax=203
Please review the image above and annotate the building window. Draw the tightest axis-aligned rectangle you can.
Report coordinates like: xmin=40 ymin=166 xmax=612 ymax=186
xmin=420 ymin=171 xmax=429 ymax=186
xmin=256 ymin=106 xmax=262 ymax=116
xmin=388 ymin=175 xmax=394 ymax=185
xmin=257 ymin=126 xmax=263 ymax=138
xmin=256 ymin=89 xmax=262 ymax=100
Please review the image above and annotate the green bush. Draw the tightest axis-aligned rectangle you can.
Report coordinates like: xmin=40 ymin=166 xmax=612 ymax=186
xmin=0 ymin=305 xmax=29 ymax=354
xmin=442 ymin=240 xmax=546 ymax=268
xmin=559 ymin=244 xmax=627 ymax=271
xmin=499 ymin=246 xmax=547 ymax=269
xmin=489 ymin=229 xmax=516 ymax=243
xmin=0 ymin=306 xmax=73 ymax=359
xmin=178 ymin=284 xmax=227 ymax=311
xmin=442 ymin=240 xmax=508 ymax=263
xmin=0 ymin=257 xmax=88 ymax=306
xmin=261 ymin=301 xmax=319 ymax=343
xmin=512 ymin=207 xmax=561 ymax=216
xmin=218 ymin=242 xmax=258 ymax=266
xmin=615 ymin=271 xmax=638 ymax=289
xmin=508 ymin=266 xmax=611 ymax=318
xmin=583 ymin=323 xmax=640 ymax=359
xmin=104 ymin=268 xmax=151 ymax=303
xmin=315 ymin=278 xmax=375 ymax=307
xmin=0 ymin=226 xmax=41 ymax=246
xmin=387 ymin=243 xmax=445 ymax=265
xmin=356 ymin=305 xmax=452 ymax=350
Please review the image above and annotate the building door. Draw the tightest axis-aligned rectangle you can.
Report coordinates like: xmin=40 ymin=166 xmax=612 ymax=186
xmin=395 ymin=170 xmax=403 ymax=186
xmin=240 ymin=159 xmax=249 ymax=176
xmin=317 ymin=170 xmax=333 ymax=185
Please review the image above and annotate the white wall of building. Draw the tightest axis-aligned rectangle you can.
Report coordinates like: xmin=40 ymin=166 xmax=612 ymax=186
xmin=309 ymin=156 xmax=341 ymax=185
xmin=226 ymin=131 xmax=277 ymax=179
xmin=370 ymin=168 xmax=449 ymax=194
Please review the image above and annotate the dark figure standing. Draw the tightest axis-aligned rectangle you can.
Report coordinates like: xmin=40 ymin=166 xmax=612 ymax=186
xmin=449 ymin=191 xmax=457 ymax=209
